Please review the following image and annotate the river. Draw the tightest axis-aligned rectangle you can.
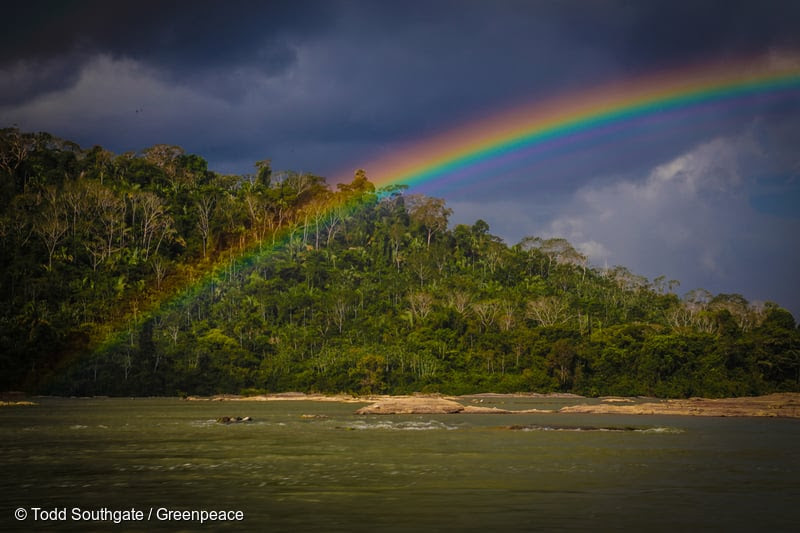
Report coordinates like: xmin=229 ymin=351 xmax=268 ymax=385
xmin=2 ymin=397 xmax=798 ymax=531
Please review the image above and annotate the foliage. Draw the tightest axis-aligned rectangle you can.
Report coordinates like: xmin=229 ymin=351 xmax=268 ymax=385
xmin=1 ymin=128 xmax=798 ymax=397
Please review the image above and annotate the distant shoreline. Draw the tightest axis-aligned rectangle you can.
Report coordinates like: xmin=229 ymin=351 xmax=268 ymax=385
xmin=182 ymin=391 xmax=800 ymax=418
xmin=4 ymin=392 xmax=799 ymax=418
xmin=181 ymin=391 xmax=585 ymax=403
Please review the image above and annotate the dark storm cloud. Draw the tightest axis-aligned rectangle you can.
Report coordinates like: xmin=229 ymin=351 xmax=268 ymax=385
xmin=2 ymin=0 xmax=332 ymax=66
xmin=5 ymin=0 xmax=793 ymax=176
xmin=615 ymin=0 xmax=800 ymax=67
xmin=0 ymin=0 xmax=334 ymax=104
xmin=267 ymin=0 xmax=800 ymax=148
xmin=4 ymin=1 xmax=797 ymax=127
xmin=1 ymin=0 xmax=799 ymax=313
xmin=2 ymin=0 xmax=796 ymax=174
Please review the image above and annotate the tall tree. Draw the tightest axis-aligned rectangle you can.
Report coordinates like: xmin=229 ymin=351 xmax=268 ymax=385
xmin=407 ymin=194 xmax=452 ymax=248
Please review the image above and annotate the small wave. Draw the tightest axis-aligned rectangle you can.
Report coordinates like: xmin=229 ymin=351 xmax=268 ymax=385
xmin=191 ymin=419 xmax=264 ymax=427
xmin=341 ymin=420 xmax=459 ymax=431
xmin=189 ymin=420 xmax=219 ymax=427
xmin=636 ymin=426 xmax=684 ymax=434
xmin=502 ymin=424 xmax=683 ymax=433
xmin=505 ymin=425 xmax=603 ymax=432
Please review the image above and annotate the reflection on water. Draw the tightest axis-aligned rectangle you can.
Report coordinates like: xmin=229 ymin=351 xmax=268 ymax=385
xmin=1 ymin=397 xmax=799 ymax=532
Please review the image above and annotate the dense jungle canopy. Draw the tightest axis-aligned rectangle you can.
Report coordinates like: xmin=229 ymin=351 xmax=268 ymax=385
xmin=1 ymin=127 xmax=798 ymax=397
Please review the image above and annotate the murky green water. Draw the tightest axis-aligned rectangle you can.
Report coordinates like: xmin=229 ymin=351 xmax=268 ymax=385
xmin=1 ymin=397 xmax=798 ymax=532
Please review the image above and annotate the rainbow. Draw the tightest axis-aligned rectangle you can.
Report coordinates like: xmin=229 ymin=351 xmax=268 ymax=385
xmin=341 ymin=55 xmax=800 ymax=191
xmin=51 ymin=55 xmax=800 ymax=387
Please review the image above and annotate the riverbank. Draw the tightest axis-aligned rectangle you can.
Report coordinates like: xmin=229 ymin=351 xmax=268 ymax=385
xmin=558 ymin=393 xmax=800 ymax=418
xmin=182 ymin=392 xmax=800 ymax=418
xmin=184 ymin=392 xmax=368 ymax=403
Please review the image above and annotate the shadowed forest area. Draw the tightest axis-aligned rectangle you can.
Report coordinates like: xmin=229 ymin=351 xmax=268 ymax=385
xmin=1 ymin=127 xmax=798 ymax=397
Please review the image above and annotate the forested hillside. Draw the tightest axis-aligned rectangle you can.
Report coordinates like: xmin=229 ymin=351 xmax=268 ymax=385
xmin=1 ymin=127 xmax=798 ymax=397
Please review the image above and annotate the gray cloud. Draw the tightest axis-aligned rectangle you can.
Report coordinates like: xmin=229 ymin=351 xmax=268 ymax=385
xmin=0 ymin=0 xmax=334 ymax=105
xmin=615 ymin=0 xmax=800 ymax=68
xmin=447 ymin=127 xmax=800 ymax=316
xmin=1 ymin=0 xmax=799 ymax=312
xmin=4 ymin=1 xmax=797 ymax=153
xmin=543 ymin=134 xmax=800 ymax=313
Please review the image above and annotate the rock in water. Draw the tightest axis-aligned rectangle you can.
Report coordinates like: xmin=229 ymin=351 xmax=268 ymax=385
xmin=216 ymin=416 xmax=252 ymax=424
xmin=356 ymin=397 xmax=465 ymax=414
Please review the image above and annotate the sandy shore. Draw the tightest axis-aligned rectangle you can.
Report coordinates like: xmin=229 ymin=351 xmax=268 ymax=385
xmin=184 ymin=392 xmax=369 ymax=403
xmin=558 ymin=393 xmax=800 ymax=418
xmin=186 ymin=392 xmax=800 ymax=417
xmin=2 ymin=392 xmax=796 ymax=417
xmin=352 ymin=396 xmax=530 ymax=415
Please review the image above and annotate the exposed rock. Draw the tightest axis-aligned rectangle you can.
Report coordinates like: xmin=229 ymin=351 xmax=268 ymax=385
xmin=0 ymin=401 xmax=36 ymax=407
xmin=1 ymin=391 xmax=35 ymax=406
xmin=187 ymin=393 xmax=365 ymax=403
xmin=461 ymin=405 xmax=512 ymax=414
xmin=559 ymin=393 xmax=800 ymax=418
xmin=193 ymin=392 xmax=800 ymax=418
xmin=216 ymin=416 xmax=253 ymax=424
xmin=356 ymin=397 xmax=546 ymax=415
xmin=356 ymin=397 xmax=466 ymax=415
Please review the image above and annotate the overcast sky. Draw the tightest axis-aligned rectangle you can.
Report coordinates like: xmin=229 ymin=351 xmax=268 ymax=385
xmin=2 ymin=0 xmax=799 ymax=315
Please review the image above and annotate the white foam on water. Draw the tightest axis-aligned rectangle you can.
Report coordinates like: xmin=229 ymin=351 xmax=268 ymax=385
xmin=636 ymin=426 xmax=684 ymax=434
xmin=509 ymin=424 xmax=684 ymax=433
xmin=343 ymin=420 xmax=460 ymax=431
